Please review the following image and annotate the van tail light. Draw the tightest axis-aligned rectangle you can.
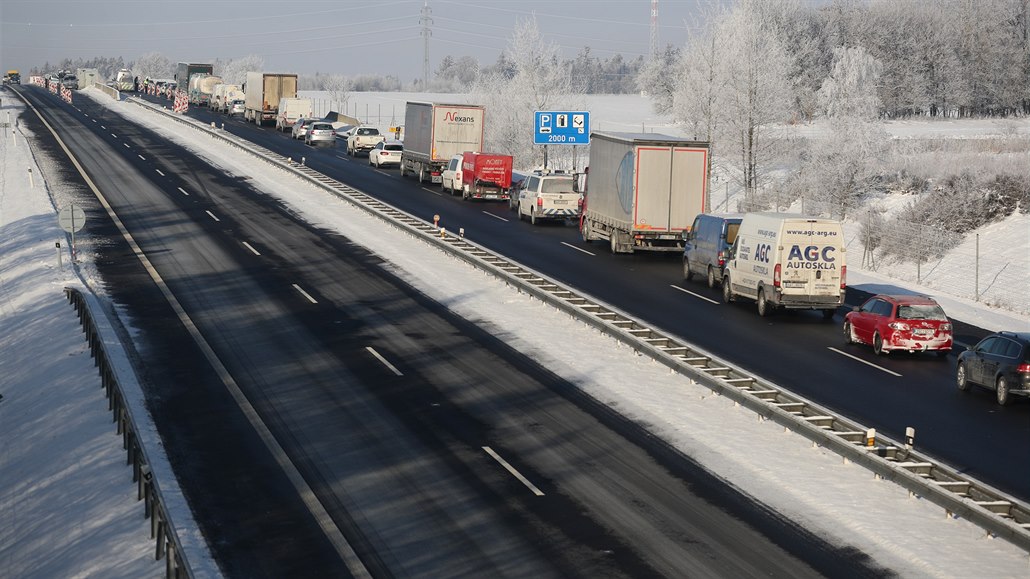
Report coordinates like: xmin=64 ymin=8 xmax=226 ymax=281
xmin=841 ymin=265 xmax=847 ymax=289
xmin=577 ymin=197 xmax=584 ymax=210
xmin=773 ymin=264 xmax=781 ymax=287
xmin=537 ymin=197 xmax=543 ymax=207
xmin=717 ymin=250 xmax=726 ymax=267
xmin=1017 ymin=363 xmax=1030 ymax=374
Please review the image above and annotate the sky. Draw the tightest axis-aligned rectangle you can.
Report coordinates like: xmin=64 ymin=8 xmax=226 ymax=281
xmin=1 ymin=0 xmax=728 ymax=81
xmin=2 ymin=85 xmax=1029 ymax=577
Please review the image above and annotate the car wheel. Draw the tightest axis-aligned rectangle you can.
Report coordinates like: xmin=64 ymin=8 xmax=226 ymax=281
xmin=530 ymin=209 xmax=538 ymax=226
xmin=722 ymin=276 xmax=734 ymax=303
xmin=996 ymin=376 xmax=1010 ymax=406
xmin=707 ymin=266 xmax=717 ymax=288
xmin=873 ymin=332 xmax=887 ymax=355
xmin=683 ymin=258 xmax=693 ymax=281
xmin=956 ymin=363 xmax=970 ymax=391
xmin=757 ymin=288 xmax=770 ymax=317
xmin=844 ymin=322 xmax=856 ymax=344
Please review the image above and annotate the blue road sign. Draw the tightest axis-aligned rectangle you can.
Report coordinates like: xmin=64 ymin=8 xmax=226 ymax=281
xmin=534 ymin=111 xmax=590 ymax=145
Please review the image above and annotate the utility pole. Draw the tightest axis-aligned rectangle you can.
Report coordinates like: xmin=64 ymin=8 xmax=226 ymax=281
xmin=420 ymin=2 xmax=433 ymax=92
xmin=650 ymin=0 xmax=659 ymax=58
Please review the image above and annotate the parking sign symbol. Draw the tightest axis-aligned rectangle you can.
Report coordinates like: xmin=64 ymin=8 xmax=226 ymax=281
xmin=540 ymin=113 xmax=551 ymax=134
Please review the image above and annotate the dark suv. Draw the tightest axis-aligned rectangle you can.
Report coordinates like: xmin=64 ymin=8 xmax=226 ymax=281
xmin=956 ymin=331 xmax=1030 ymax=405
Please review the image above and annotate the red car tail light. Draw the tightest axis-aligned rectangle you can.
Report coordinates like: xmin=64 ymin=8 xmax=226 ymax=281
xmin=940 ymin=323 xmax=952 ymax=332
xmin=537 ymin=197 xmax=543 ymax=207
xmin=1017 ymin=363 xmax=1030 ymax=374
xmin=889 ymin=322 xmax=910 ymax=331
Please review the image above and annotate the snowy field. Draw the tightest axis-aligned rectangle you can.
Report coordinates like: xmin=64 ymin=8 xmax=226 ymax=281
xmin=2 ymin=87 xmax=1029 ymax=577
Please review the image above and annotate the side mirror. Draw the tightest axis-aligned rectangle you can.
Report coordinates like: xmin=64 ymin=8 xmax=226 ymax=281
xmin=852 ymin=306 xmax=860 ymax=312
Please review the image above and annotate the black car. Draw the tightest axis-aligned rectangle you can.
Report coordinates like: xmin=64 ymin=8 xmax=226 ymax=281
xmin=956 ymin=331 xmax=1030 ymax=405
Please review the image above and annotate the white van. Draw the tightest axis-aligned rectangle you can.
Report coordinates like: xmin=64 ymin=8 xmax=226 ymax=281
xmin=722 ymin=213 xmax=846 ymax=318
xmin=275 ymin=97 xmax=314 ymax=132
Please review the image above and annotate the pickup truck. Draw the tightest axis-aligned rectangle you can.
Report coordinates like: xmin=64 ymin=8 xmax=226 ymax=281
xmin=346 ymin=127 xmax=386 ymax=156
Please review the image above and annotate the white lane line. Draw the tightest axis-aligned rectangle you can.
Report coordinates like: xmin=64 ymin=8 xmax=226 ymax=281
xmin=111 ymin=133 xmax=117 ymax=138
xmin=483 ymin=211 xmax=509 ymax=223
xmin=138 ymin=154 xmax=146 ymax=161
xmin=155 ymin=169 xmax=165 ymax=177
xmin=561 ymin=241 xmax=594 ymax=256
xmin=91 ymin=119 xmax=97 ymax=123
xmin=241 ymin=241 xmax=261 ymax=256
xmin=827 ymin=347 xmax=902 ymax=377
xmin=177 ymin=187 xmax=190 ymax=196
xmin=292 ymin=283 xmax=318 ymax=304
xmin=482 ymin=447 xmax=545 ymax=496
xmin=123 ymin=143 xmax=130 ymax=149
xmin=366 ymin=346 xmax=404 ymax=376
xmin=205 ymin=210 xmax=220 ymax=222
xmin=335 ymin=155 xmax=349 ymax=161
xmin=373 ymin=169 xmax=391 ymax=176
xmin=670 ymin=284 xmax=720 ymax=305
xmin=100 ymin=125 xmax=106 ymax=129
xmin=422 ymin=187 xmax=443 ymax=196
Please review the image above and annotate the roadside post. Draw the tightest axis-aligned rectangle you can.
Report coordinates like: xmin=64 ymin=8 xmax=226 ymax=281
xmin=534 ymin=111 xmax=590 ymax=171
xmin=58 ymin=203 xmax=87 ymax=262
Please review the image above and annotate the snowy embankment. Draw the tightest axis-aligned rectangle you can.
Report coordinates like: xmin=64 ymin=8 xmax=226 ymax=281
xmin=1 ymin=86 xmax=1027 ymax=577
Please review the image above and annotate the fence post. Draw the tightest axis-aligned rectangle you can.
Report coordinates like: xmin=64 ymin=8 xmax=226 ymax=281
xmin=975 ymin=233 xmax=980 ymax=302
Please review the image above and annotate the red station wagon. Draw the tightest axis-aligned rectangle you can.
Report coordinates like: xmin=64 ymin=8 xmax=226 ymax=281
xmin=844 ymin=294 xmax=953 ymax=356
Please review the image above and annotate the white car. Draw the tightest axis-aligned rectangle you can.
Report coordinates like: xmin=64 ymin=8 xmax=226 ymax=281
xmin=291 ymin=118 xmax=317 ymax=140
xmin=514 ymin=173 xmax=581 ymax=225
xmin=441 ymin=154 xmax=464 ymax=194
xmin=368 ymin=140 xmax=404 ymax=168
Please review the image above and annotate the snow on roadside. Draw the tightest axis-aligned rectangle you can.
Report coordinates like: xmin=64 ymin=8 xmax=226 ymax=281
xmin=82 ymin=89 xmax=1030 ymax=577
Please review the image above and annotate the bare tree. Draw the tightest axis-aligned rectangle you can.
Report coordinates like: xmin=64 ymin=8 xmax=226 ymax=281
xmin=218 ymin=55 xmax=264 ymax=86
xmin=131 ymin=52 xmax=173 ymax=80
xmin=321 ymin=74 xmax=351 ymax=113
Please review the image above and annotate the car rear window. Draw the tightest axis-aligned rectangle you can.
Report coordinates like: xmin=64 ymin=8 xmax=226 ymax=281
xmin=311 ymin=124 xmax=332 ymax=130
xmin=540 ymin=178 xmax=574 ymax=193
xmin=357 ymin=128 xmax=379 ymax=136
xmin=898 ymin=304 xmax=947 ymax=320
xmin=385 ymin=144 xmax=403 ymax=151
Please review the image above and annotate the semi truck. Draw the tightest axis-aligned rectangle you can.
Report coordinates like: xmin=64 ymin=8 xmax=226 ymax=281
xmin=578 ymin=132 xmax=709 ymax=254
xmin=459 ymin=152 xmax=513 ymax=200
xmin=399 ymin=102 xmax=485 ymax=184
xmin=175 ymin=62 xmax=213 ymax=92
xmin=188 ymin=74 xmax=224 ymax=106
xmin=243 ymin=71 xmax=298 ymax=126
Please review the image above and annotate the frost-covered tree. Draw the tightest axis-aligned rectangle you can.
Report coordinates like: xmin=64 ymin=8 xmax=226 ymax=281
xmin=131 ymin=52 xmax=173 ymax=80
xmin=817 ymin=46 xmax=882 ymax=118
xmin=637 ymin=44 xmax=682 ymax=112
xmin=218 ymin=55 xmax=264 ymax=86
xmin=321 ymin=74 xmax=351 ymax=112
xmin=473 ymin=16 xmax=580 ymax=169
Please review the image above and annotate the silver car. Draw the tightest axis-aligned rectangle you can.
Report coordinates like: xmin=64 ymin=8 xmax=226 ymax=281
xmin=229 ymin=100 xmax=245 ymax=116
xmin=291 ymin=118 xmax=316 ymax=140
xmin=304 ymin=122 xmax=337 ymax=147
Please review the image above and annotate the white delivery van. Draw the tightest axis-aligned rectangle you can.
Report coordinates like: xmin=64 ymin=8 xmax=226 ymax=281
xmin=722 ymin=213 xmax=846 ymax=318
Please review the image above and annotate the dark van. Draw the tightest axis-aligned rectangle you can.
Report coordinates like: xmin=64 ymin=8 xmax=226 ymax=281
xmin=682 ymin=213 xmax=743 ymax=288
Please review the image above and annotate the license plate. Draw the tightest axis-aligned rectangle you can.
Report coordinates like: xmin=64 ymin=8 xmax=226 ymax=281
xmin=552 ymin=199 xmax=568 ymax=205
xmin=914 ymin=329 xmax=933 ymax=337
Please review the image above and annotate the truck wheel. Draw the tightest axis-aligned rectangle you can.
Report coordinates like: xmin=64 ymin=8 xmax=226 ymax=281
xmin=722 ymin=277 xmax=734 ymax=303
xmin=530 ymin=209 xmax=539 ymax=225
xmin=462 ymin=186 xmax=470 ymax=200
xmin=683 ymin=258 xmax=693 ymax=281
xmin=418 ymin=166 xmax=426 ymax=183
xmin=581 ymin=219 xmax=593 ymax=243
xmin=757 ymin=288 xmax=770 ymax=317
xmin=609 ymin=234 xmax=619 ymax=254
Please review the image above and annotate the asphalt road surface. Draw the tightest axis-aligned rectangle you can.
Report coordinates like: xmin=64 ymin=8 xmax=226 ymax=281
xmin=11 ymin=86 xmax=899 ymax=577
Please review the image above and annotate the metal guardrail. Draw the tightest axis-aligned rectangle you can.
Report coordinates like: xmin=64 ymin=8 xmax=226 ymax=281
xmin=126 ymin=97 xmax=1030 ymax=553
xmin=65 ymin=287 xmax=193 ymax=578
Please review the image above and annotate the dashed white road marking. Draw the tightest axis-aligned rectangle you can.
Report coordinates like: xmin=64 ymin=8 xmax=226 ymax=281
xmin=827 ymin=347 xmax=902 ymax=377
xmin=482 ymin=447 xmax=545 ymax=496
xmin=483 ymin=211 xmax=509 ymax=223
xmin=422 ymin=187 xmax=442 ymax=196
xmin=205 ymin=210 xmax=220 ymax=222
xmin=123 ymin=143 xmax=130 ymax=148
xmin=155 ymin=169 xmax=165 ymax=177
xmin=366 ymin=346 xmax=404 ymax=376
xmin=292 ymin=283 xmax=318 ymax=304
xmin=111 ymin=133 xmax=117 ymax=138
xmin=138 ymin=154 xmax=146 ymax=161
xmin=241 ymin=241 xmax=261 ymax=256
xmin=670 ymin=284 xmax=720 ymax=305
xmin=177 ymin=187 xmax=190 ymax=196
xmin=561 ymin=241 xmax=594 ymax=256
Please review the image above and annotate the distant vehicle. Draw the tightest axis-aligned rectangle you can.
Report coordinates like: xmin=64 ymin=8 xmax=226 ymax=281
xmin=683 ymin=213 xmax=743 ymax=288
xmin=457 ymin=152 xmax=513 ymax=201
xmin=175 ymin=62 xmax=213 ymax=93
xmin=514 ymin=173 xmax=581 ymax=225
xmin=211 ymin=83 xmax=243 ymax=113
xmin=368 ymin=140 xmax=403 ymax=168
xmin=3 ymin=70 xmax=20 ymax=84
xmin=957 ymin=331 xmax=1030 ymax=405
xmin=304 ymin=122 xmax=336 ymax=147
xmin=291 ymin=118 xmax=317 ymax=140
xmin=188 ymin=73 xmax=223 ymax=106
xmin=400 ymin=102 xmax=485 ymax=183
xmin=275 ymin=97 xmax=313 ymax=131
xmin=844 ymin=295 xmax=952 ymax=356
xmin=578 ymin=133 xmax=709 ymax=254
xmin=61 ymin=74 xmax=78 ymax=89
xmin=722 ymin=213 xmax=846 ymax=318
xmin=346 ymin=126 xmax=386 ymax=156
xmin=229 ymin=100 xmax=246 ymax=116
xmin=114 ymin=69 xmax=134 ymax=91
xmin=75 ymin=68 xmax=99 ymax=89
xmin=441 ymin=154 xmax=464 ymax=194
xmin=244 ymin=71 xmax=298 ymax=126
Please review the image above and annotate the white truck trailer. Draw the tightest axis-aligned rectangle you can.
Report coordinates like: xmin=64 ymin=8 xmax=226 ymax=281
xmin=75 ymin=68 xmax=99 ymax=89
xmin=188 ymin=74 xmax=224 ymax=106
xmin=243 ymin=72 xmax=298 ymax=127
xmin=578 ymin=133 xmax=709 ymax=254
xmin=399 ymin=102 xmax=485 ymax=184
xmin=211 ymin=83 xmax=243 ymax=113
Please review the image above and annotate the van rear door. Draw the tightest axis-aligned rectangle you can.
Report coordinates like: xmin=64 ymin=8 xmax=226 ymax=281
xmin=778 ymin=220 xmax=844 ymax=299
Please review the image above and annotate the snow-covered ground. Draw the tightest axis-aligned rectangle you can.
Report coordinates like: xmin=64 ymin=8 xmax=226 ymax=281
xmin=3 ymin=87 xmax=1029 ymax=577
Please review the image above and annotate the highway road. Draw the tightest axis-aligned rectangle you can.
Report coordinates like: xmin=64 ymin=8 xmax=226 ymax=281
xmin=166 ymin=92 xmax=1028 ymax=502
xmin=13 ymin=86 xmax=898 ymax=576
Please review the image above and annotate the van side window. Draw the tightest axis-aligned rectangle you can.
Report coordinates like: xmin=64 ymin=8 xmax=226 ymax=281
xmin=725 ymin=223 xmax=740 ymax=244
